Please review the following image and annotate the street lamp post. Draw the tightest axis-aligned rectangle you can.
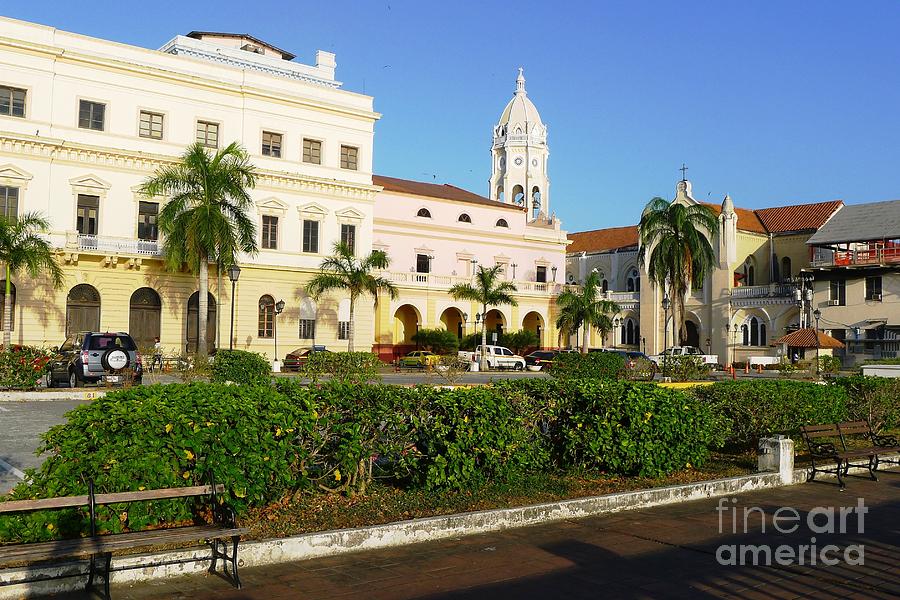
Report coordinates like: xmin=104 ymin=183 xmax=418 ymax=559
xmin=475 ymin=312 xmax=487 ymax=371
xmin=706 ymin=337 xmax=711 ymax=356
xmin=271 ymin=299 xmax=285 ymax=371
xmin=613 ymin=317 xmax=620 ymax=349
xmin=641 ymin=337 xmax=646 ymax=355
xmin=814 ymin=308 xmax=822 ymax=378
xmin=227 ymin=264 xmax=241 ymax=350
xmin=661 ymin=295 xmax=671 ymax=377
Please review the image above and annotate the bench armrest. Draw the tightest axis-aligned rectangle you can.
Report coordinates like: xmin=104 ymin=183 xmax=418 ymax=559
xmin=806 ymin=440 xmax=839 ymax=458
xmin=872 ymin=434 xmax=899 ymax=448
xmin=212 ymin=502 xmax=238 ymax=528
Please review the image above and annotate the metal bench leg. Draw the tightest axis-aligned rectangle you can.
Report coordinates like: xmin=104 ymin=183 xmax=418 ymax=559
xmin=102 ymin=552 xmax=112 ymax=600
xmin=208 ymin=539 xmax=221 ymax=575
xmin=868 ymin=455 xmax=879 ymax=481
xmin=231 ymin=535 xmax=242 ymax=589
xmin=837 ymin=459 xmax=845 ymax=490
xmin=86 ymin=554 xmax=95 ymax=591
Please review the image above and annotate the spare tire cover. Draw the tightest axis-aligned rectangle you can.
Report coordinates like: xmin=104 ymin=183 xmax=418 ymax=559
xmin=103 ymin=348 xmax=130 ymax=371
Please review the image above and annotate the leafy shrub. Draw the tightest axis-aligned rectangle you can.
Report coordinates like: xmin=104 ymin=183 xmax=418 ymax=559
xmin=428 ymin=354 xmax=471 ymax=385
xmin=660 ymin=355 xmax=710 ymax=382
xmin=625 ymin=357 xmax=657 ymax=382
xmin=816 ymin=355 xmax=842 ymax=375
xmin=499 ymin=330 xmax=540 ymax=355
xmin=211 ymin=349 xmax=271 ymax=385
xmin=777 ymin=357 xmax=798 ymax=377
xmin=0 ymin=346 xmax=52 ymax=390
xmin=411 ymin=328 xmax=459 ymax=354
xmin=691 ymin=380 xmax=849 ymax=448
xmin=304 ymin=351 xmax=382 ymax=383
xmin=833 ymin=376 xmax=900 ymax=432
xmin=549 ymin=351 xmax=625 ymax=380
xmin=0 ymin=383 xmax=316 ymax=542
xmin=459 ymin=333 xmax=480 ymax=351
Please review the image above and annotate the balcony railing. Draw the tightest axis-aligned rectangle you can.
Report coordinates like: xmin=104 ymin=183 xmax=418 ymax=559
xmin=812 ymin=247 xmax=900 ymax=267
xmin=384 ymin=272 xmax=567 ymax=294
xmin=76 ymin=234 xmax=161 ymax=256
xmin=731 ymin=283 xmax=795 ymax=298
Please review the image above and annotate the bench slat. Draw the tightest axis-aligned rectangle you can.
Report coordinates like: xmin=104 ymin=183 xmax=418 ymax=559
xmin=801 ymin=426 xmax=840 ymax=438
xmin=0 ymin=496 xmax=89 ymax=514
xmin=93 ymin=484 xmax=224 ymax=505
xmin=0 ymin=525 xmax=247 ymax=565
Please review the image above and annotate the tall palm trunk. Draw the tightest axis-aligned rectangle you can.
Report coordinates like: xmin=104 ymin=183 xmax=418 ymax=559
xmin=480 ymin=303 xmax=488 ymax=370
xmin=3 ymin=265 xmax=11 ymax=348
xmin=347 ymin=294 xmax=356 ymax=352
xmin=198 ymin=253 xmax=209 ymax=359
xmin=581 ymin=324 xmax=589 ymax=354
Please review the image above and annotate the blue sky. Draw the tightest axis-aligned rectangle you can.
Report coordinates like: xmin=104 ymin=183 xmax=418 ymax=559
xmin=5 ymin=1 xmax=900 ymax=231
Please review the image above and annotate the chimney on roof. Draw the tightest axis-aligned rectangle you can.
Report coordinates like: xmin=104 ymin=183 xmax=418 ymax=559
xmin=316 ymin=50 xmax=336 ymax=79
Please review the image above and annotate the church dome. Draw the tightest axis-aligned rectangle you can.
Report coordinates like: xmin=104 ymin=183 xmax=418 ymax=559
xmin=497 ymin=68 xmax=544 ymax=134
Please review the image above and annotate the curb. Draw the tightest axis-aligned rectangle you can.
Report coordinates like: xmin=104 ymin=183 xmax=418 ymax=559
xmin=1 ymin=460 xmax=895 ymax=598
xmin=0 ymin=390 xmax=105 ymax=402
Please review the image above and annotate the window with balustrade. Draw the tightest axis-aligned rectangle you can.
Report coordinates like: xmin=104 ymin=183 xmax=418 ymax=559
xmin=536 ymin=266 xmax=547 ymax=283
xmin=137 ymin=201 xmax=158 ymax=241
xmin=77 ymin=194 xmax=99 ymax=235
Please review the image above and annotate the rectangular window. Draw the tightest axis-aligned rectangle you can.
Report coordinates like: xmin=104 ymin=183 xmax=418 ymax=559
xmin=262 ymin=131 xmax=282 ymax=158
xmin=139 ymin=111 xmax=164 ymax=139
xmin=76 ymin=194 xmax=99 ymax=235
xmin=416 ymin=254 xmax=431 ymax=273
xmin=258 ymin=303 xmax=274 ymax=338
xmin=338 ymin=321 xmax=350 ymax=340
xmin=299 ymin=319 xmax=316 ymax=340
xmin=0 ymin=186 xmax=18 ymax=221
xmin=830 ymin=279 xmax=846 ymax=306
xmin=340 ymin=223 xmax=356 ymax=254
xmin=865 ymin=276 xmax=882 ymax=301
xmin=0 ymin=86 xmax=26 ymax=118
xmin=303 ymin=138 xmax=322 ymax=164
xmin=262 ymin=215 xmax=278 ymax=249
xmin=536 ymin=266 xmax=547 ymax=283
xmin=78 ymin=100 xmax=105 ymax=131
xmin=302 ymin=219 xmax=319 ymax=253
xmin=340 ymin=145 xmax=358 ymax=170
xmin=196 ymin=121 xmax=219 ymax=148
xmin=137 ymin=201 xmax=159 ymax=241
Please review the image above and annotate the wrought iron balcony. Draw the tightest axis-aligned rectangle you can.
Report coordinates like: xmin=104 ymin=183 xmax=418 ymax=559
xmin=75 ymin=234 xmax=161 ymax=256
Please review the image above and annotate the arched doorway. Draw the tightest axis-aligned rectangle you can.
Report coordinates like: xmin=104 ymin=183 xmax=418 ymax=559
xmin=66 ymin=284 xmax=100 ymax=336
xmin=0 ymin=280 xmax=15 ymax=333
xmin=393 ymin=304 xmax=420 ymax=345
xmin=484 ymin=309 xmax=505 ymax=344
xmin=682 ymin=320 xmax=700 ymax=348
xmin=186 ymin=291 xmax=216 ymax=354
xmin=440 ymin=307 xmax=465 ymax=339
xmin=129 ymin=287 xmax=161 ymax=348
xmin=522 ymin=311 xmax=544 ymax=346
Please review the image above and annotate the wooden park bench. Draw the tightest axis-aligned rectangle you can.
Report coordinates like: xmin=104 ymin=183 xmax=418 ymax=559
xmin=800 ymin=420 xmax=900 ymax=490
xmin=0 ymin=476 xmax=247 ymax=599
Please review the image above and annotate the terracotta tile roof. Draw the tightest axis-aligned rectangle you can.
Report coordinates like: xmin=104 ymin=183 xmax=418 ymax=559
xmin=373 ymin=175 xmax=522 ymax=211
xmin=567 ymin=225 xmax=639 ymax=254
xmin=186 ymin=31 xmax=296 ymax=60
xmin=755 ymin=200 xmax=844 ymax=233
xmin=773 ymin=327 xmax=845 ymax=349
xmin=700 ymin=203 xmax=768 ymax=234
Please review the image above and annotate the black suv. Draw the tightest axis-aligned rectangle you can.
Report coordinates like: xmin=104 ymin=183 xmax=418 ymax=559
xmin=46 ymin=332 xmax=143 ymax=388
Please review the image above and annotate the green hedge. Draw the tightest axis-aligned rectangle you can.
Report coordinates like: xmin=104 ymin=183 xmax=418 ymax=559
xmin=832 ymin=376 xmax=900 ymax=432
xmin=549 ymin=352 xmax=625 ymax=380
xmin=690 ymin=380 xmax=849 ymax=447
xmin=211 ymin=349 xmax=272 ymax=385
xmin=0 ymin=346 xmax=52 ymax=390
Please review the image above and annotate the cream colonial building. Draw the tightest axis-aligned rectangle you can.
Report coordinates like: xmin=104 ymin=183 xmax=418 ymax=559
xmin=566 ymin=178 xmax=845 ymax=364
xmin=0 ymin=17 xmax=566 ymax=359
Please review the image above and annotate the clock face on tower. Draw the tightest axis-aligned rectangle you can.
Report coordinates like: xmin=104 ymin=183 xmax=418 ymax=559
xmin=514 ymin=156 xmax=523 ymax=167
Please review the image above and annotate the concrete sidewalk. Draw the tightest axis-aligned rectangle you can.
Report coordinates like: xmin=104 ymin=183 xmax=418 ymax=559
xmin=57 ymin=469 xmax=900 ymax=600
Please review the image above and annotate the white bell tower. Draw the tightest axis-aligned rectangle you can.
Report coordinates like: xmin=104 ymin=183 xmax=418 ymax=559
xmin=489 ymin=68 xmax=550 ymax=219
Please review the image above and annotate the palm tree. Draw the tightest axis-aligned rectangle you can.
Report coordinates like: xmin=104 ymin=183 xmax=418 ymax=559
xmin=0 ymin=213 xmax=64 ymax=348
xmin=449 ymin=265 xmax=517 ymax=370
xmin=306 ymin=242 xmax=398 ymax=351
xmin=555 ymin=271 xmax=620 ymax=353
xmin=139 ymin=142 xmax=258 ymax=359
xmin=638 ymin=197 xmax=718 ymax=344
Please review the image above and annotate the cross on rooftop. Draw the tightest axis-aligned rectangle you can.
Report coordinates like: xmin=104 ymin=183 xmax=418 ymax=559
xmin=680 ymin=163 xmax=688 ymax=181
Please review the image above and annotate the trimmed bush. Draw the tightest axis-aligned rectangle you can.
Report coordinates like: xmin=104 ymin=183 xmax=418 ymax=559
xmin=833 ymin=376 xmax=900 ymax=432
xmin=304 ymin=351 xmax=382 ymax=383
xmin=660 ymin=355 xmax=711 ymax=382
xmin=410 ymin=329 xmax=459 ymax=354
xmin=0 ymin=346 xmax=52 ymax=390
xmin=549 ymin=351 xmax=625 ymax=380
xmin=691 ymin=380 xmax=849 ymax=447
xmin=211 ymin=349 xmax=271 ymax=385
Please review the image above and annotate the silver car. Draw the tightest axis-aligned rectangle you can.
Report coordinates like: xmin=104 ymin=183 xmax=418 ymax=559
xmin=46 ymin=332 xmax=144 ymax=387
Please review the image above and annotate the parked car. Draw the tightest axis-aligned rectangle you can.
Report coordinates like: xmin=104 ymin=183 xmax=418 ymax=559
xmin=459 ymin=345 xmax=526 ymax=370
xmin=399 ymin=350 xmax=440 ymax=368
xmin=649 ymin=346 xmax=718 ymax=367
xmin=524 ymin=350 xmax=559 ymax=370
xmin=283 ymin=346 xmax=329 ymax=371
xmin=46 ymin=332 xmax=143 ymax=388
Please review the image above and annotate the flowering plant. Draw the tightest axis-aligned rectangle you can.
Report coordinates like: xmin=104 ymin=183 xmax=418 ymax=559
xmin=0 ymin=345 xmax=53 ymax=389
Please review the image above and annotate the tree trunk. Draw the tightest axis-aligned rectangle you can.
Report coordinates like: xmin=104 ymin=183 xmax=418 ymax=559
xmin=581 ymin=324 xmax=589 ymax=354
xmin=480 ymin=303 xmax=488 ymax=370
xmin=347 ymin=294 xmax=355 ymax=352
xmin=198 ymin=254 xmax=209 ymax=359
xmin=3 ymin=266 xmax=11 ymax=348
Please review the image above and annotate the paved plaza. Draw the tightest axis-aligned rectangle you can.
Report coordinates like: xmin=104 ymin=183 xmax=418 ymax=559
xmin=42 ymin=468 xmax=900 ymax=600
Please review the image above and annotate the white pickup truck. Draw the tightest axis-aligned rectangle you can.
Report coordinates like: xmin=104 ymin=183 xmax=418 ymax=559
xmin=458 ymin=345 xmax=527 ymax=370
xmin=649 ymin=346 xmax=719 ymax=367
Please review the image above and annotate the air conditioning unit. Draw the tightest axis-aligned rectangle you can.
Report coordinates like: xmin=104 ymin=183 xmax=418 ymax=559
xmin=829 ymin=299 xmax=841 ymax=306
xmin=872 ymin=293 xmax=882 ymax=301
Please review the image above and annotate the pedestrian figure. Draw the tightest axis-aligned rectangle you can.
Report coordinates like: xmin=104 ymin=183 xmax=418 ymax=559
xmin=152 ymin=337 xmax=163 ymax=372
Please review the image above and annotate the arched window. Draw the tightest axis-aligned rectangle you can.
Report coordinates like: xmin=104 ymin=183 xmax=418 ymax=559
xmin=741 ymin=324 xmax=749 ymax=346
xmin=781 ymin=257 xmax=792 ymax=281
xmin=495 ymin=218 xmax=509 ymax=228
xmin=750 ymin=317 xmax=760 ymax=346
xmin=743 ymin=257 xmax=755 ymax=286
xmin=512 ymin=185 xmax=525 ymax=206
xmin=760 ymin=323 xmax=767 ymax=346
xmin=258 ymin=295 xmax=275 ymax=338
xmin=624 ymin=318 xmax=637 ymax=345
xmin=742 ymin=316 xmax=767 ymax=346
xmin=602 ymin=279 xmax=609 ymax=293
xmin=0 ymin=280 xmax=15 ymax=331
xmin=496 ymin=186 xmax=504 ymax=202
xmin=458 ymin=213 xmax=471 ymax=223
xmin=416 ymin=208 xmax=431 ymax=218
xmin=626 ymin=268 xmax=639 ymax=292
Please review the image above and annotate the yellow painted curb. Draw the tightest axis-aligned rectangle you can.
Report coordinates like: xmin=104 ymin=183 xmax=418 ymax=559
xmin=656 ymin=381 xmax=715 ymax=389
